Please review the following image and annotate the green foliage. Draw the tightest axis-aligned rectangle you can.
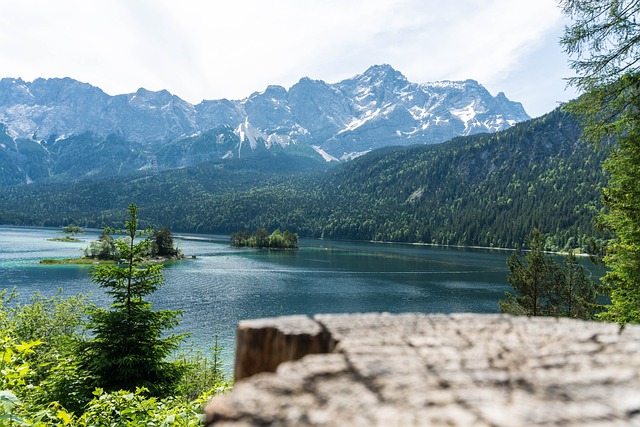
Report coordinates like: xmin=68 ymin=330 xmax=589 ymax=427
xmin=595 ymin=77 xmax=640 ymax=324
xmin=559 ymin=0 xmax=640 ymax=92
xmin=558 ymin=250 xmax=602 ymax=320
xmin=0 ymin=291 xmax=93 ymax=414
xmin=75 ymin=387 xmax=209 ymax=427
xmin=61 ymin=225 xmax=83 ymax=235
xmin=560 ymin=0 xmax=640 ymax=323
xmin=83 ymin=232 xmax=116 ymax=260
xmin=0 ymin=390 xmax=29 ymax=427
xmin=0 ymin=332 xmax=228 ymax=426
xmin=47 ymin=237 xmax=81 ymax=243
xmin=231 ymin=228 xmax=298 ymax=249
xmin=0 ymin=289 xmax=16 ymax=333
xmin=79 ymin=203 xmax=186 ymax=396
xmin=0 ymin=287 xmax=231 ymax=425
xmin=500 ymin=229 xmax=600 ymax=319
xmin=174 ymin=338 xmax=232 ymax=401
xmin=0 ymin=334 xmax=58 ymax=427
xmin=500 ymin=229 xmax=558 ymax=316
xmin=151 ymin=227 xmax=179 ymax=257
xmin=9 ymin=292 xmax=89 ymax=352
xmin=0 ymin=335 xmax=42 ymax=391
xmin=315 ymin=110 xmax=606 ymax=250
xmin=36 ymin=352 xmax=93 ymax=416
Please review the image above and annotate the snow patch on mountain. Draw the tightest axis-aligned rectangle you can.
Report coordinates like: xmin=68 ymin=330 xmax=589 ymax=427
xmin=339 ymin=108 xmax=383 ymax=134
xmin=450 ymin=102 xmax=479 ymax=124
xmin=340 ymin=150 xmax=372 ymax=161
xmin=0 ymin=65 xmax=532 ymax=184
xmin=312 ymin=145 xmax=339 ymax=162
xmin=236 ymin=119 xmax=263 ymax=153
xmin=408 ymin=106 xmax=431 ymax=121
xmin=265 ymin=133 xmax=291 ymax=149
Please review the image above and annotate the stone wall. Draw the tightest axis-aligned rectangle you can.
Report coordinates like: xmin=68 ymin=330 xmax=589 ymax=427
xmin=205 ymin=313 xmax=640 ymax=426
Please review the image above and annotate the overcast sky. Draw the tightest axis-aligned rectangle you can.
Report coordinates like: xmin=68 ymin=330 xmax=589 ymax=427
xmin=0 ymin=0 xmax=577 ymax=118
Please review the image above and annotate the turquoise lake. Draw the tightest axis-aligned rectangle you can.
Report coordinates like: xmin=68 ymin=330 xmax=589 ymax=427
xmin=0 ymin=225 xmax=517 ymax=371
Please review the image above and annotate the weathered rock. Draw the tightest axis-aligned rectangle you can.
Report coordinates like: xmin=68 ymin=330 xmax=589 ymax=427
xmin=206 ymin=313 xmax=640 ymax=426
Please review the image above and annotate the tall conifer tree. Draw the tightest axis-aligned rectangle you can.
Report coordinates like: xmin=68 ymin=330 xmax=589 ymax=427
xmin=560 ymin=0 xmax=640 ymax=323
xmin=500 ymin=229 xmax=599 ymax=319
xmin=500 ymin=229 xmax=558 ymax=316
xmin=80 ymin=203 xmax=185 ymax=394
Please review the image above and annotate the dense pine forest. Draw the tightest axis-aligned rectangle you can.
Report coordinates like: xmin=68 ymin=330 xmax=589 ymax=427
xmin=0 ymin=108 xmax=607 ymax=251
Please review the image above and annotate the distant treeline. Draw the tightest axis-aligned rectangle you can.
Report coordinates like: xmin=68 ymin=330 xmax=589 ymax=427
xmin=230 ymin=229 xmax=298 ymax=249
xmin=0 ymin=108 xmax=608 ymax=252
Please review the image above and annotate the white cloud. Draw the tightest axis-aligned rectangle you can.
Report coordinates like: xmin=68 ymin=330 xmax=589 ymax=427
xmin=0 ymin=0 xmax=574 ymax=116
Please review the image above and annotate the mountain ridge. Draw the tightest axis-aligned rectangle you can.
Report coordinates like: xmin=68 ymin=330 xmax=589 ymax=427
xmin=0 ymin=107 xmax=604 ymax=251
xmin=0 ymin=64 xmax=530 ymax=185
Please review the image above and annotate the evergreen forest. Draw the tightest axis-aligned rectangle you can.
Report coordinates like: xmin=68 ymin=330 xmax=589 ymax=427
xmin=0 ymin=108 xmax=608 ymax=252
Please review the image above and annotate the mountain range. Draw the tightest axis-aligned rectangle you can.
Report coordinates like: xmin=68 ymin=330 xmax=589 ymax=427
xmin=0 ymin=64 xmax=529 ymax=186
xmin=0 ymin=107 xmax=605 ymax=251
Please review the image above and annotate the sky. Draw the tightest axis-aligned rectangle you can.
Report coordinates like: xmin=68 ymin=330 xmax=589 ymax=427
xmin=0 ymin=0 xmax=578 ymax=118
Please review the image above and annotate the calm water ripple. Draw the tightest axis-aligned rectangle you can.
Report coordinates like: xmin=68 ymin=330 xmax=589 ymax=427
xmin=1 ymin=225 xmax=516 ymax=373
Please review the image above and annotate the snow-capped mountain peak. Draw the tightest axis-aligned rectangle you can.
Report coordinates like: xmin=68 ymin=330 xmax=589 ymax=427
xmin=0 ymin=65 xmax=530 ymax=185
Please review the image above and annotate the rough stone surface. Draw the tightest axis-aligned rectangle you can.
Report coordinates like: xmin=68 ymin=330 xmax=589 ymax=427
xmin=206 ymin=313 xmax=640 ymax=426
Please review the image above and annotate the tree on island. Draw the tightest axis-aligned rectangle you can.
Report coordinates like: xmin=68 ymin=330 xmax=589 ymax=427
xmin=231 ymin=228 xmax=298 ymax=249
xmin=62 ymin=224 xmax=83 ymax=235
xmin=151 ymin=226 xmax=179 ymax=257
xmin=559 ymin=0 xmax=640 ymax=323
xmin=500 ymin=229 xmax=600 ymax=319
xmin=84 ymin=226 xmax=180 ymax=261
xmin=83 ymin=231 xmax=116 ymax=260
xmin=79 ymin=203 xmax=185 ymax=395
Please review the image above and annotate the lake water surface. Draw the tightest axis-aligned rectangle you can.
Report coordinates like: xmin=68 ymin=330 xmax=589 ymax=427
xmin=0 ymin=225 xmax=514 ymax=370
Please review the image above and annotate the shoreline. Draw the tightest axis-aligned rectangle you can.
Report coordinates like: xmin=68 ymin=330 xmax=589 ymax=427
xmin=39 ymin=254 xmax=189 ymax=265
xmin=0 ymin=224 xmax=590 ymax=258
xmin=317 ymin=237 xmax=590 ymax=257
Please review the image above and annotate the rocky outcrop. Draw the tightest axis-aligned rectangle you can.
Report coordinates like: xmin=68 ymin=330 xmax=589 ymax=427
xmin=206 ymin=313 xmax=640 ymax=426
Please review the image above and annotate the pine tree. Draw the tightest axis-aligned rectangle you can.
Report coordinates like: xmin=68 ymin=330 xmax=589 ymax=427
xmin=557 ymin=250 xmax=600 ymax=319
xmin=80 ymin=203 xmax=185 ymax=395
xmin=500 ymin=229 xmax=558 ymax=316
xmin=500 ymin=229 xmax=599 ymax=319
xmin=151 ymin=227 xmax=178 ymax=257
xmin=560 ymin=0 xmax=640 ymax=323
xmin=597 ymin=101 xmax=640 ymax=324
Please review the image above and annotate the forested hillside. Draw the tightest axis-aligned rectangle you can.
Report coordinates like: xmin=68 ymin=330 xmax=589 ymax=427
xmin=0 ymin=108 xmax=607 ymax=251
xmin=315 ymin=108 xmax=606 ymax=250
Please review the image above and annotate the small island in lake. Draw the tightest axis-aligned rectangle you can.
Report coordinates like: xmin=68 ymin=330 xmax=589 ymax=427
xmin=231 ymin=229 xmax=298 ymax=249
xmin=41 ymin=226 xmax=186 ymax=264
xmin=47 ymin=224 xmax=84 ymax=242
xmin=47 ymin=236 xmax=82 ymax=243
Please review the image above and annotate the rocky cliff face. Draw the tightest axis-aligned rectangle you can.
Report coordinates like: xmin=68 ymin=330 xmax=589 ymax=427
xmin=0 ymin=65 xmax=530 ymax=185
